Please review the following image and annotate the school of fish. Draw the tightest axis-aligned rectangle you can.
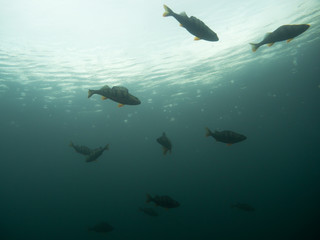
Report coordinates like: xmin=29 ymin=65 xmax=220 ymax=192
xmin=67 ymin=3 xmax=311 ymax=234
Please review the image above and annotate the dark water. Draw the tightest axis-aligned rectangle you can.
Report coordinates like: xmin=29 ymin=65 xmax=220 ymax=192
xmin=1 ymin=41 xmax=320 ymax=240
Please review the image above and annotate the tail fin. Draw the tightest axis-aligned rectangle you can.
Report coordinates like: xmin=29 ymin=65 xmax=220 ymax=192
xmin=88 ymin=90 xmax=94 ymax=98
xmin=163 ymin=4 xmax=173 ymax=17
xmin=146 ymin=194 xmax=152 ymax=203
xmin=205 ymin=127 xmax=212 ymax=137
xmin=249 ymin=43 xmax=259 ymax=52
xmin=104 ymin=144 xmax=109 ymax=151
xmin=163 ymin=147 xmax=169 ymax=155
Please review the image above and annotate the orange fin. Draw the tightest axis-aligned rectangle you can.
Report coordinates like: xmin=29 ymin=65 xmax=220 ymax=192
xmin=287 ymin=38 xmax=293 ymax=43
xmin=267 ymin=43 xmax=274 ymax=47
xmin=118 ymin=103 xmax=124 ymax=107
xmin=101 ymin=96 xmax=108 ymax=100
xmin=227 ymin=143 xmax=232 ymax=146
xmin=194 ymin=36 xmax=201 ymax=41
xmin=179 ymin=23 xmax=183 ymax=27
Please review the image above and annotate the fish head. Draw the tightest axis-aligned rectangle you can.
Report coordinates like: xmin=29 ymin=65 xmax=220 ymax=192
xmin=208 ymin=33 xmax=219 ymax=41
xmin=131 ymin=96 xmax=141 ymax=105
xmin=238 ymin=135 xmax=247 ymax=142
xmin=173 ymin=200 xmax=180 ymax=207
xmin=302 ymin=24 xmax=311 ymax=31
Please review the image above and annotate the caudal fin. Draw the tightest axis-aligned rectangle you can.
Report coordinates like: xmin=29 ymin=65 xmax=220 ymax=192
xmin=205 ymin=127 xmax=212 ymax=137
xmin=163 ymin=4 xmax=174 ymax=17
xmin=249 ymin=43 xmax=259 ymax=52
xmin=88 ymin=90 xmax=94 ymax=98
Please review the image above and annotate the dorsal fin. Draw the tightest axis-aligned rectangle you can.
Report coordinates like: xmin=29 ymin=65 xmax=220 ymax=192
xmin=264 ymin=32 xmax=272 ymax=39
xmin=179 ymin=11 xmax=188 ymax=17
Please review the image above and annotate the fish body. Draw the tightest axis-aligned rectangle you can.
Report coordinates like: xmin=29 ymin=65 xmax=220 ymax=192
xmin=231 ymin=203 xmax=255 ymax=212
xmin=139 ymin=207 xmax=159 ymax=216
xmin=163 ymin=5 xmax=218 ymax=41
xmin=88 ymin=221 xmax=114 ymax=233
xmin=69 ymin=142 xmax=93 ymax=155
xmin=156 ymin=132 xmax=172 ymax=155
xmin=88 ymin=85 xmax=141 ymax=106
xmin=205 ymin=127 xmax=246 ymax=145
xmin=146 ymin=194 xmax=180 ymax=209
xmin=250 ymin=24 xmax=310 ymax=52
xmin=85 ymin=144 xmax=109 ymax=162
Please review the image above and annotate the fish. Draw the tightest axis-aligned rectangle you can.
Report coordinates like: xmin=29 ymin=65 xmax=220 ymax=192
xmin=146 ymin=194 xmax=180 ymax=209
xmin=163 ymin=5 xmax=219 ymax=42
xmin=88 ymin=221 xmax=114 ymax=233
xmin=156 ymin=132 xmax=172 ymax=155
xmin=85 ymin=144 xmax=109 ymax=162
xmin=231 ymin=203 xmax=255 ymax=212
xmin=205 ymin=127 xmax=246 ymax=145
xmin=69 ymin=141 xmax=93 ymax=155
xmin=250 ymin=24 xmax=310 ymax=52
xmin=88 ymin=85 xmax=141 ymax=107
xmin=139 ymin=207 xmax=159 ymax=217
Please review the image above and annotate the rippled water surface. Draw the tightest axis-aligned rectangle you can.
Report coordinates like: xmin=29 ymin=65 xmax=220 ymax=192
xmin=1 ymin=0 xmax=320 ymax=239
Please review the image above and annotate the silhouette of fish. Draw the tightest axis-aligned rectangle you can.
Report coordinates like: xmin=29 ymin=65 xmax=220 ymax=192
xmin=205 ymin=127 xmax=246 ymax=145
xmin=86 ymin=144 xmax=109 ymax=162
xmin=146 ymin=194 xmax=180 ymax=209
xmin=88 ymin=85 xmax=141 ymax=107
xmin=163 ymin=4 xmax=218 ymax=41
xmin=88 ymin=221 xmax=114 ymax=233
xmin=250 ymin=24 xmax=310 ymax=52
xmin=156 ymin=132 xmax=172 ymax=155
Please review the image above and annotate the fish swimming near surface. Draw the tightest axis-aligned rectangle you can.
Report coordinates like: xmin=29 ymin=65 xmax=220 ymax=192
xmin=205 ymin=127 xmax=246 ymax=145
xmin=163 ymin=5 xmax=219 ymax=41
xmin=146 ymin=194 xmax=180 ymax=209
xmin=88 ymin=85 xmax=141 ymax=107
xmin=85 ymin=144 xmax=109 ymax=162
xmin=156 ymin=132 xmax=172 ymax=155
xmin=250 ymin=24 xmax=310 ymax=52
xmin=139 ymin=207 xmax=159 ymax=217
xmin=231 ymin=203 xmax=255 ymax=212
xmin=88 ymin=221 xmax=114 ymax=233
xmin=69 ymin=142 xmax=93 ymax=155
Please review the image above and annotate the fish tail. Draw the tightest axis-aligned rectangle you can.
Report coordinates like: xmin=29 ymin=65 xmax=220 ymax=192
xmin=163 ymin=4 xmax=173 ymax=17
xmin=249 ymin=43 xmax=260 ymax=52
xmin=205 ymin=127 xmax=212 ymax=137
xmin=163 ymin=147 xmax=169 ymax=155
xmin=146 ymin=194 xmax=152 ymax=203
xmin=88 ymin=90 xmax=95 ymax=98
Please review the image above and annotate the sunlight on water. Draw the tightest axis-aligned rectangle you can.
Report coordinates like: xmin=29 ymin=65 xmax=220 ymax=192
xmin=0 ymin=0 xmax=319 ymax=105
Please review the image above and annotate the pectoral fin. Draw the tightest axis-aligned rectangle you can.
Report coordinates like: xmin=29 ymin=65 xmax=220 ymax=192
xmin=287 ymin=38 xmax=294 ymax=43
xmin=267 ymin=43 xmax=274 ymax=47
xmin=118 ymin=103 xmax=124 ymax=108
xmin=194 ymin=37 xmax=201 ymax=41
xmin=101 ymin=96 xmax=108 ymax=100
